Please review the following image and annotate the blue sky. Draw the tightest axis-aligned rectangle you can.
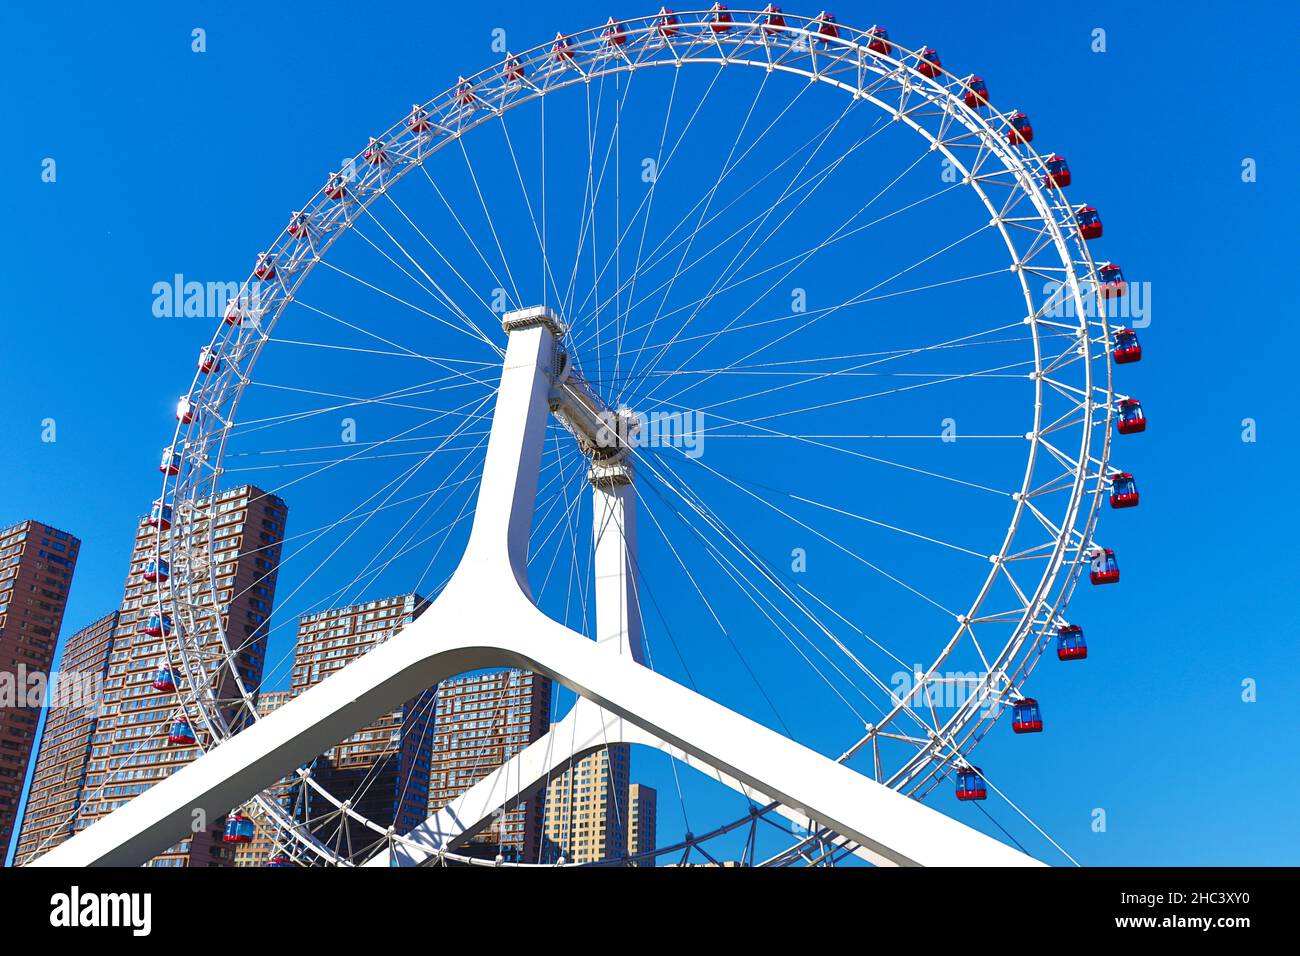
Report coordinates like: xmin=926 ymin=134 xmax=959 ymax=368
xmin=2 ymin=0 xmax=1298 ymax=866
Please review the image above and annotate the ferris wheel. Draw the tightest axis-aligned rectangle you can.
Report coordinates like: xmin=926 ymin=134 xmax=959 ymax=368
xmin=129 ymin=8 xmax=1143 ymax=867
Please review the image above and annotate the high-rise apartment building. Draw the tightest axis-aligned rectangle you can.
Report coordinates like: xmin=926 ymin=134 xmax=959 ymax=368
xmin=290 ymin=593 xmax=435 ymax=860
xmin=429 ymin=669 xmax=552 ymax=862
xmin=12 ymin=611 xmax=118 ymax=865
xmin=541 ymin=744 xmax=632 ymax=864
xmin=76 ymin=485 xmax=287 ymax=867
xmin=0 ymin=520 xmax=80 ymax=857
xmin=628 ymin=782 xmax=657 ymax=866
xmin=233 ymin=689 xmax=293 ymax=867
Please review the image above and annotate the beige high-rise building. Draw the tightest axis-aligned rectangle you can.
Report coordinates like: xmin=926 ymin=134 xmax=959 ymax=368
xmin=76 ymin=486 xmax=287 ymax=867
xmin=12 ymin=611 xmax=118 ymax=865
xmin=0 ymin=519 xmax=80 ymax=859
xmin=628 ymin=782 xmax=657 ymax=866
xmin=541 ymin=744 xmax=632 ymax=864
xmin=429 ymin=669 xmax=552 ymax=862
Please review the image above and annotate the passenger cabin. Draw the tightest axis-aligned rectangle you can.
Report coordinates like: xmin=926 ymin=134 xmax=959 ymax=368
xmin=1109 ymin=472 xmax=1139 ymax=509
xmin=955 ymin=766 xmax=987 ymax=801
xmin=1056 ymin=625 xmax=1087 ymax=661
xmin=1090 ymin=548 xmax=1120 ymax=585
xmin=1011 ymin=697 xmax=1043 ymax=734
xmin=1116 ymin=398 xmax=1146 ymax=434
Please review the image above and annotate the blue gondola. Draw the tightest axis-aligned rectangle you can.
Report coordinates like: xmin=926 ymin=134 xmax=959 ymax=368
xmin=1109 ymin=472 xmax=1139 ymax=509
xmin=168 ymin=719 xmax=196 ymax=746
xmin=1090 ymin=548 xmax=1121 ymax=585
xmin=141 ymin=613 xmax=172 ymax=637
xmin=143 ymin=558 xmax=170 ymax=583
xmin=1056 ymin=625 xmax=1088 ymax=661
xmin=223 ymin=813 xmax=256 ymax=845
xmin=151 ymin=667 xmax=178 ymax=693
xmin=1113 ymin=328 xmax=1142 ymax=364
xmin=955 ymin=766 xmax=987 ymax=801
xmin=1011 ymin=697 xmax=1043 ymax=734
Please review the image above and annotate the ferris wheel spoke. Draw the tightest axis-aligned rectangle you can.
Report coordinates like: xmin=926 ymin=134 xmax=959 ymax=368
xmin=605 ymin=94 xmax=873 ymax=388
xmin=564 ymin=60 xmax=729 ymax=331
xmin=688 ymin=355 xmax=1037 ymax=421
xmin=571 ymin=77 xmax=865 ymax=340
xmin=373 ymin=188 xmax=504 ymax=339
xmin=636 ymin=453 xmax=938 ymax=737
xmin=633 ymin=461 xmax=863 ymax=730
xmin=284 ymin=297 xmax=501 ymax=381
xmin=652 ymin=445 xmax=960 ymax=621
xmin=638 ymin=207 xmax=986 ymax=409
xmin=416 ymin=164 xmax=518 ymax=314
xmin=614 ymin=67 xmax=782 ymax=378
xmin=348 ymin=214 xmax=487 ymax=340
xmin=494 ymin=113 xmax=568 ymax=312
xmin=314 ymin=257 xmax=502 ymax=355
xmin=454 ymin=135 xmax=524 ymax=307
xmin=629 ymin=162 xmax=961 ymax=406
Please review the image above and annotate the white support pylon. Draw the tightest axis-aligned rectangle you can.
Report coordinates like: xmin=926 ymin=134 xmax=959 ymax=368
xmin=32 ymin=307 xmax=1041 ymax=868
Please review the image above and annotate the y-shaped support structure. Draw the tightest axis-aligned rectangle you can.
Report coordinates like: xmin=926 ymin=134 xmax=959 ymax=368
xmin=32 ymin=308 xmax=1039 ymax=868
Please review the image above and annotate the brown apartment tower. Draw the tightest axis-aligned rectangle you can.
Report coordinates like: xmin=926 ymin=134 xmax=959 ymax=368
xmin=0 ymin=520 xmax=80 ymax=859
xmin=71 ymin=486 xmax=286 ymax=867
xmin=429 ymin=669 xmax=552 ymax=862
xmin=12 ymin=611 xmax=118 ymax=865
xmin=287 ymin=593 xmax=436 ymax=861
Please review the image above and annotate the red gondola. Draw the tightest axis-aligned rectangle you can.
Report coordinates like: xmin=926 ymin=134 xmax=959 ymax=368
xmin=760 ymin=4 xmax=785 ymax=33
xmin=963 ymin=76 xmax=990 ymax=109
xmin=655 ymin=8 xmax=680 ymax=37
xmin=955 ymin=766 xmax=987 ymax=801
xmin=151 ymin=667 xmax=178 ymax=693
xmin=1109 ymin=472 xmax=1139 ymax=509
xmin=1011 ymin=697 xmax=1043 ymax=734
xmin=916 ymin=47 xmax=942 ymax=78
xmin=197 ymin=347 xmax=221 ymax=374
xmin=1056 ymin=625 xmax=1088 ymax=661
xmin=1043 ymin=154 xmax=1071 ymax=189
xmin=1113 ymin=328 xmax=1142 ymax=365
xmin=865 ymin=26 xmax=891 ymax=55
xmin=812 ymin=11 xmax=839 ymax=41
xmin=325 ymin=172 xmax=347 ymax=201
xmin=1008 ymin=112 xmax=1034 ymax=145
xmin=503 ymin=54 xmax=524 ymax=81
xmin=143 ymin=558 xmax=170 ymax=583
xmin=455 ymin=78 xmax=476 ymax=106
xmin=1090 ymin=548 xmax=1120 ymax=585
xmin=267 ymin=854 xmax=296 ymax=868
xmin=603 ymin=17 xmax=627 ymax=46
xmin=408 ymin=105 xmax=431 ymax=133
xmin=223 ymin=813 xmax=256 ymax=845
xmin=1076 ymin=205 xmax=1103 ymax=241
xmin=142 ymin=613 xmax=173 ymax=637
xmin=1098 ymin=262 xmax=1126 ymax=298
xmin=223 ymin=299 xmax=244 ymax=326
xmin=709 ymin=3 xmax=734 ymax=32
xmin=176 ymin=396 xmax=195 ymax=424
xmin=1116 ymin=398 xmax=1146 ymax=434
xmin=552 ymin=33 xmax=575 ymax=63
xmin=254 ymin=253 xmax=276 ymax=281
xmin=148 ymin=500 xmax=173 ymax=530
xmin=364 ymin=138 xmax=388 ymax=166
xmin=168 ymin=719 xmax=196 ymax=746
xmin=159 ymin=447 xmax=181 ymax=476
